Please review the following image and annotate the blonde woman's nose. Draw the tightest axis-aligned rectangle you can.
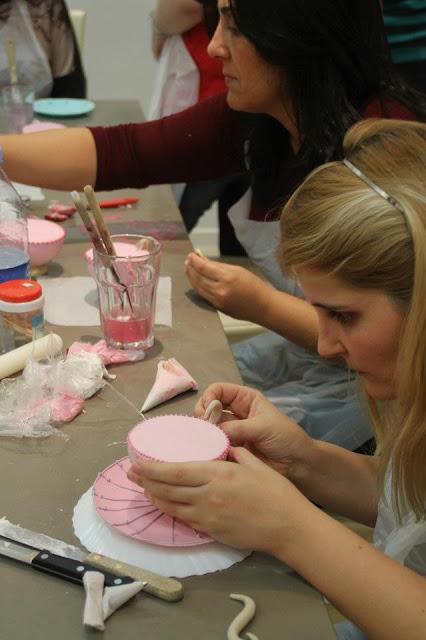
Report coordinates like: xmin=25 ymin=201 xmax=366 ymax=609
xmin=317 ymin=328 xmax=346 ymax=360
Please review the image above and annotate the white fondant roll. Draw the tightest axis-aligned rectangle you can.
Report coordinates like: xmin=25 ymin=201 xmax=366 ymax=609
xmin=0 ymin=333 xmax=63 ymax=379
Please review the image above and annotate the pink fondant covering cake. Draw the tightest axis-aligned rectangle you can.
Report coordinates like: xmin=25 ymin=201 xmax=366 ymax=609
xmin=93 ymin=457 xmax=213 ymax=546
xmin=127 ymin=415 xmax=229 ymax=463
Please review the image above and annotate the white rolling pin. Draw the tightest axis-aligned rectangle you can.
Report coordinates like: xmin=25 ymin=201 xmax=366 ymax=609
xmin=0 ymin=333 xmax=63 ymax=380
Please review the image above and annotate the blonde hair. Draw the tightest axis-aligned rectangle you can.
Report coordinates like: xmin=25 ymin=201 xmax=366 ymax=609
xmin=279 ymin=119 xmax=426 ymax=519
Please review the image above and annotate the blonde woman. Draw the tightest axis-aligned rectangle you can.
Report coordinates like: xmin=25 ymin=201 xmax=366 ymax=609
xmin=128 ymin=119 xmax=426 ymax=639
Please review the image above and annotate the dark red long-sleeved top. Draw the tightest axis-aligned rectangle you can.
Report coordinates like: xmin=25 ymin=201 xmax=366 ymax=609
xmin=90 ymin=93 xmax=417 ymax=221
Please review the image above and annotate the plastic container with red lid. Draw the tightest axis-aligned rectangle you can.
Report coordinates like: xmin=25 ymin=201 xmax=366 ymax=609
xmin=0 ymin=279 xmax=44 ymax=354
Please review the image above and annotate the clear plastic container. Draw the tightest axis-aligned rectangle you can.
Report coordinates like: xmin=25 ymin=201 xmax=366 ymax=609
xmin=0 ymin=167 xmax=29 ymax=284
xmin=0 ymin=279 xmax=44 ymax=354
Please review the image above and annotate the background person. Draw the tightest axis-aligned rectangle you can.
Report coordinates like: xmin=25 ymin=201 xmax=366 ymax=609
xmin=128 ymin=119 xmax=426 ymax=640
xmin=0 ymin=0 xmax=86 ymax=98
xmin=149 ymin=0 xmax=247 ymax=255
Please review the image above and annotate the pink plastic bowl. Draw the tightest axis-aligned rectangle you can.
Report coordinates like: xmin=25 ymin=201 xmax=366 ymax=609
xmin=23 ymin=121 xmax=65 ymax=134
xmin=27 ymin=218 xmax=66 ymax=266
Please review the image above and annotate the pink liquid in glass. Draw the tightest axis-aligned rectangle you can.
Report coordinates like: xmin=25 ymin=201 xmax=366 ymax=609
xmin=101 ymin=312 xmax=154 ymax=348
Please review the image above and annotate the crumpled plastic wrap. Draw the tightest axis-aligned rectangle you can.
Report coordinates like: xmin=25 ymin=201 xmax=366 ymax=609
xmin=67 ymin=340 xmax=145 ymax=366
xmin=0 ymin=340 xmax=144 ymax=438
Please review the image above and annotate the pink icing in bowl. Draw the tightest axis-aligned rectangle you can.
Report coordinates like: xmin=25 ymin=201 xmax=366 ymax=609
xmin=127 ymin=415 xmax=230 ymax=463
xmin=27 ymin=218 xmax=66 ymax=266
xmin=85 ymin=241 xmax=148 ymax=278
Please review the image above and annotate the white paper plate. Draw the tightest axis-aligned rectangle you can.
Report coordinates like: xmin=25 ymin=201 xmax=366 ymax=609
xmin=73 ymin=488 xmax=250 ymax=578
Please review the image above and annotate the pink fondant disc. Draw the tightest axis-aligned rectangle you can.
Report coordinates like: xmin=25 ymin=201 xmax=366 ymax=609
xmin=93 ymin=457 xmax=212 ymax=547
xmin=127 ymin=415 xmax=229 ymax=463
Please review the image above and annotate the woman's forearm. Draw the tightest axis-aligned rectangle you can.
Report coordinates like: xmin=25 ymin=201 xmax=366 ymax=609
xmin=152 ymin=0 xmax=202 ymax=36
xmin=291 ymin=439 xmax=379 ymax=525
xmin=280 ymin=506 xmax=426 ymax=640
xmin=249 ymin=287 xmax=319 ymax=352
xmin=1 ymin=128 xmax=97 ymax=191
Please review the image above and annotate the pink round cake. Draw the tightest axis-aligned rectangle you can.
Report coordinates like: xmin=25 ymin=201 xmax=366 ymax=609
xmin=127 ymin=415 xmax=229 ymax=463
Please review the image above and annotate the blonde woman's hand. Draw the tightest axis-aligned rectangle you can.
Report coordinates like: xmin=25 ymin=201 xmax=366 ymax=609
xmin=184 ymin=252 xmax=271 ymax=322
xmin=127 ymin=447 xmax=314 ymax=555
xmin=195 ymin=383 xmax=312 ymax=477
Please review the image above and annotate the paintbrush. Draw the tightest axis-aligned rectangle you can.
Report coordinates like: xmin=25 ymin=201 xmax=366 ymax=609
xmin=83 ymin=185 xmax=116 ymax=257
xmin=71 ymin=190 xmax=106 ymax=255
xmin=71 ymin=189 xmax=134 ymax=312
xmin=5 ymin=38 xmax=18 ymax=86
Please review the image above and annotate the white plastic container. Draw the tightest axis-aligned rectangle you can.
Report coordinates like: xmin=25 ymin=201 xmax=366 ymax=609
xmin=0 ymin=279 xmax=44 ymax=354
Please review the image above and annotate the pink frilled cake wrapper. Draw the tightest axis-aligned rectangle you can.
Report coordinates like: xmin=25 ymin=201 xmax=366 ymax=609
xmin=73 ymin=415 xmax=249 ymax=577
xmin=141 ymin=358 xmax=198 ymax=412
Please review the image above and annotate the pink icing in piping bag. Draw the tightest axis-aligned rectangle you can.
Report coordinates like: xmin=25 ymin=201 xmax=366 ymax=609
xmin=141 ymin=358 xmax=198 ymax=412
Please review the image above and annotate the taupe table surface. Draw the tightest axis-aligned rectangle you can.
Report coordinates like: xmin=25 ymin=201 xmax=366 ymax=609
xmin=0 ymin=100 xmax=336 ymax=639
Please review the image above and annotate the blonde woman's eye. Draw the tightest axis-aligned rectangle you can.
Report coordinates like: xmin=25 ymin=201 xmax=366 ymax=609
xmin=329 ymin=310 xmax=354 ymax=325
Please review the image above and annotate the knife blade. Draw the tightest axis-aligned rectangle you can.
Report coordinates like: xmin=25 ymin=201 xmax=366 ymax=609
xmin=0 ymin=538 xmax=134 ymax=587
xmin=0 ymin=521 xmax=183 ymax=602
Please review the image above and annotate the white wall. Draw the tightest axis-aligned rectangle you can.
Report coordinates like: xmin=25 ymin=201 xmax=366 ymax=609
xmin=66 ymin=0 xmax=157 ymax=114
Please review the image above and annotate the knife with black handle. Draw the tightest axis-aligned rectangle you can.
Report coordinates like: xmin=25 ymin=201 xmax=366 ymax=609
xmin=0 ymin=538 xmax=134 ymax=587
xmin=0 ymin=524 xmax=184 ymax=601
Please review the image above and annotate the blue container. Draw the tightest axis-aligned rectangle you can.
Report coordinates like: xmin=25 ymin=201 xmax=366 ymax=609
xmin=0 ymin=168 xmax=29 ymax=284
xmin=0 ymin=247 xmax=30 ymax=283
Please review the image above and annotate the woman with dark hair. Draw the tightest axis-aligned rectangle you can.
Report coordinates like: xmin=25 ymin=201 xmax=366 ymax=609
xmin=0 ymin=0 xmax=423 ymax=449
xmin=0 ymin=0 xmax=86 ymax=98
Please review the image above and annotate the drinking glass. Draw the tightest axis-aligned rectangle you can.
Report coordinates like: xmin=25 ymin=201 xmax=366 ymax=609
xmin=94 ymin=234 xmax=161 ymax=350
xmin=1 ymin=84 xmax=34 ymax=134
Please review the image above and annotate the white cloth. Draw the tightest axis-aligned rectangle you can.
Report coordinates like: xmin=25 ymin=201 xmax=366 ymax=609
xmin=374 ymin=470 xmax=426 ymax=574
xmin=228 ymin=188 xmax=302 ymax=296
xmin=149 ymin=34 xmax=200 ymax=204
xmin=227 ymin=190 xmax=373 ymax=449
xmin=149 ymin=35 xmax=199 ymax=121
xmin=40 ymin=276 xmax=172 ymax=328
xmin=0 ymin=0 xmax=52 ymax=98
xmin=336 ymin=469 xmax=426 ymax=639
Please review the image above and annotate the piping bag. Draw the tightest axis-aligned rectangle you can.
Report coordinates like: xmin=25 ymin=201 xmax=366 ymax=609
xmin=83 ymin=571 xmax=146 ymax=631
xmin=141 ymin=358 xmax=198 ymax=412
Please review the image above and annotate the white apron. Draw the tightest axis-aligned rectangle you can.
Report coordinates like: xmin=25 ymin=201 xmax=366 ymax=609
xmin=149 ymin=35 xmax=200 ymax=204
xmin=336 ymin=470 xmax=426 ymax=639
xmin=228 ymin=189 xmax=373 ymax=450
xmin=0 ymin=0 xmax=52 ymax=98
xmin=227 ymin=187 xmax=302 ymax=295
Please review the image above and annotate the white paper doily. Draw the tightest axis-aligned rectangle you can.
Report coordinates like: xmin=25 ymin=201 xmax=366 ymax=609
xmin=73 ymin=488 xmax=250 ymax=578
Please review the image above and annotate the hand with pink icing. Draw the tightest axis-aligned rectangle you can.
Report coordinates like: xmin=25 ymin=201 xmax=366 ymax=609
xmin=184 ymin=252 xmax=272 ymax=322
xmin=127 ymin=447 xmax=316 ymax=555
xmin=195 ymin=383 xmax=311 ymax=477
